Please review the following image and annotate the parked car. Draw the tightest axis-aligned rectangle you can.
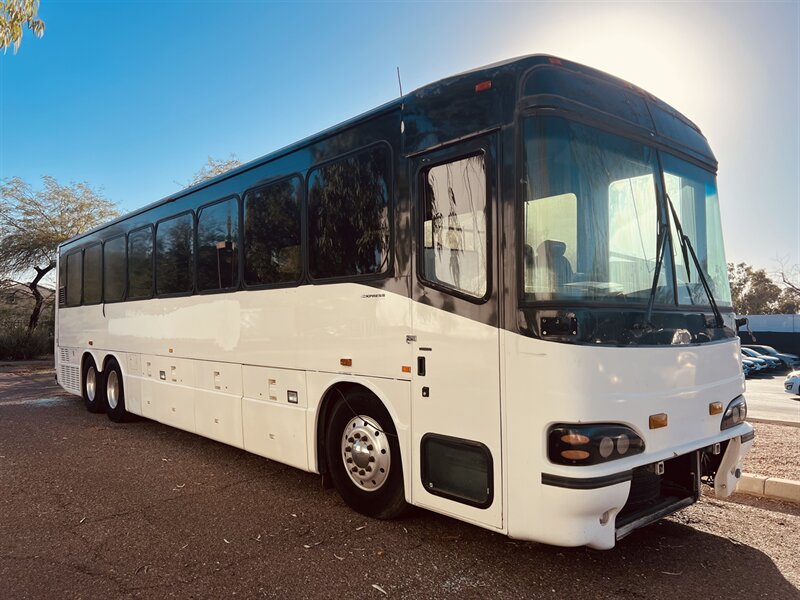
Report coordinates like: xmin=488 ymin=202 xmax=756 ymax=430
xmin=741 ymin=360 xmax=753 ymax=378
xmin=785 ymin=371 xmax=800 ymax=396
xmin=741 ymin=347 xmax=781 ymax=370
xmin=743 ymin=344 xmax=800 ymax=370
xmin=741 ymin=357 xmax=762 ymax=376
xmin=741 ymin=352 xmax=769 ymax=373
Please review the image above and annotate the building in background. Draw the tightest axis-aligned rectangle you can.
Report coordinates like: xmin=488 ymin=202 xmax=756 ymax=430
xmin=738 ymin=314 xmax=800 ymax=356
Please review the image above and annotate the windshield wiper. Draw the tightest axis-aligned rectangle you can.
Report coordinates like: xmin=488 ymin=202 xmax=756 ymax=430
xmin=642 ymin=217 xmax=669 ymax=328
xmin=665 ymin=193 xmax=725 ymax=328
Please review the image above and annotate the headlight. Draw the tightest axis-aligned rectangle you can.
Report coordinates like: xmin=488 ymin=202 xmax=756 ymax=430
xmin=547 ymin=423 xmax=645 ymax=466
xmin=720 ymin=396 xmax=747 ymax=430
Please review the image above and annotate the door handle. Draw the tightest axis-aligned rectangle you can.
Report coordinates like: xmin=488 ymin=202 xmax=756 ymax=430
xmin=417 ymin=356 xmax=426 ymax=376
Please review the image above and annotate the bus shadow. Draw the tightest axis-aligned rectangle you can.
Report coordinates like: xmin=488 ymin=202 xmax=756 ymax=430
xmin=396 ymin=503 xmax=799 ymax=597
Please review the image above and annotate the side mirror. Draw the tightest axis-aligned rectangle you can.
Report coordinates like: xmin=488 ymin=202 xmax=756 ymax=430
xmin=735 ymin=317 xmax=748 ymax=330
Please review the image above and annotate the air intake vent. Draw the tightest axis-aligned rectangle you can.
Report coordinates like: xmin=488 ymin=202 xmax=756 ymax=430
xmin=59 ymin=347 xmax=71 ymax=364
xmin=60 ymin=365 xmax=80 ymax=394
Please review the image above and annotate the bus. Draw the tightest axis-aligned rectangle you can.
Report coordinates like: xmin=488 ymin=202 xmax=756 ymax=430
xmin=55 ymin=55 xmax=754 ymax=550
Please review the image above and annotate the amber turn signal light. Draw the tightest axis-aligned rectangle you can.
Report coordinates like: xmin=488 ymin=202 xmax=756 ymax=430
xmin=709 ymin=402 xmax=723 ymax=416
xmin=649 ymin=413 xmax=668 ymax=429
xmin=340 ymin=358 xmax=352 ymax=367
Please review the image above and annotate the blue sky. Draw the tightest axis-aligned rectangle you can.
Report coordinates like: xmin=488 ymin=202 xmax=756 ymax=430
xmin=1 ymin=1 xmax=798 ymax=273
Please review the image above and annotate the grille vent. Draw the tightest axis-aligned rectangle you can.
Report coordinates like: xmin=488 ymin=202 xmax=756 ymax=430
xmin=59 ymin=347 xmax=71 ymax=364
xmin=60 ymin=365 xmax=80 ymax=393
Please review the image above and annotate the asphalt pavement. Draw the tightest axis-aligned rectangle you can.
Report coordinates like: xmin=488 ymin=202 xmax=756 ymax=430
xmin=745 ymin=372 xmax=800 ymax=424
xmin=1 ymin=366 xmax=799 ymax=598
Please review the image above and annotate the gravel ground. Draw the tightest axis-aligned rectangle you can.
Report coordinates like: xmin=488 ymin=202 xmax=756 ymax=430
xmin=1 ymin=363 xmax=798 ymax=598
xmin=741 ymin=422 xmax=800 ymax=481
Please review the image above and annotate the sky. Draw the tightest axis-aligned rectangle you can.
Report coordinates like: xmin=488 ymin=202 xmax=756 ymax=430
xmin=1 ymin=0 xmax=798 ymax=274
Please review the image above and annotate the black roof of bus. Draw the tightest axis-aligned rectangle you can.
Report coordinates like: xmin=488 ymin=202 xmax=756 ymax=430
xmin=60 ymin=54 xmax=713 ymax=250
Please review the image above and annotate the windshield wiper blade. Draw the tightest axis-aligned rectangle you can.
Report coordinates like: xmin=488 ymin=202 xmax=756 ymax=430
xmin=642 ymin=218 xmax=668 ymax=328
xmin=665 ymin=193 xmax=725 ymax=328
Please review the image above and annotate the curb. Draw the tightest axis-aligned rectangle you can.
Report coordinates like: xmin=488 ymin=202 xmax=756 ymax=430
xmin=736 ymin=473 xmax=800 ymax=504
xmin=748 ymin=417 xmax=800 ymax=428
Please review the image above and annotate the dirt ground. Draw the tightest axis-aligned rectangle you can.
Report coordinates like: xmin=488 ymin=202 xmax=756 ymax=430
xmin=1 ymin=364 xmax=798 ymax=598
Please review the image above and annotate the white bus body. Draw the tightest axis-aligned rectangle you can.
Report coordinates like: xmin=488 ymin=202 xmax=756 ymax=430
xmin=55 ymin=56 xmax=753 ymax=549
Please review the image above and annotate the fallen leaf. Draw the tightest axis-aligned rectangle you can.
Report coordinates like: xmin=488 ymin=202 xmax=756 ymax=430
xmin=377 ymin=549 xmax=385 ymax=557
xmin=372 ymin=584 xmax=387 ymax=595
xmin=223 ymin=539 xmax=231 ymax=544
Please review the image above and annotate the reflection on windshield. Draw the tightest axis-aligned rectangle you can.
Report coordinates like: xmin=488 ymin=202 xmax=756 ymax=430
xmin=663 ymin=154 xmax=732 ymax=306
xmin=522 ymin=117 xmax=671 ymax=304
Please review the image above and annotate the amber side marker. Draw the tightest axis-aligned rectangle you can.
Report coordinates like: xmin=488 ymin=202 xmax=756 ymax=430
xmin=340 ymin=358 xmax=352 ymax=367
xmin=709 ymin=402 xmax=723 ymax=415
xmin=401 ymin=366 xmax=411 ymax=374
xmin=649 ymin=413 xmax=668 ymax=429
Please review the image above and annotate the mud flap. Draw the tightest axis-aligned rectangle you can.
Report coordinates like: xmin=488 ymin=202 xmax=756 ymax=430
xmin=714 ymin=432 xmax=754 ymax=498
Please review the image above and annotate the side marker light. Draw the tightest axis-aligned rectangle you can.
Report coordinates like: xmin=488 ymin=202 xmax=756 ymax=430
xmin=649 ymin=413 xmax=668 ymax=429
xmin=709 ymin=402 xmax=723 ymax=416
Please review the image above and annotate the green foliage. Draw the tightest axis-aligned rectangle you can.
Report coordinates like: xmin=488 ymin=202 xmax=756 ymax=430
xmin=0 ymin=323 xmax=51 ymax=360
xmin=1 ymin=0 xmax=45 ymax=53
xmin=0 ymin=176 xmax=118 ymax=276
xmin=728 ymin=262 xmax=800 ymax=315
xmin=0 ymin=176 xmax=118 ymax=328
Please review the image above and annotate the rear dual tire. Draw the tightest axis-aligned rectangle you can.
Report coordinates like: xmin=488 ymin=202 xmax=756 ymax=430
xmin=81 ymin=356 xmax=130 ymax=422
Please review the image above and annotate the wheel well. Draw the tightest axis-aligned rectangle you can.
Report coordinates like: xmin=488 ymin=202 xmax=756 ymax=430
xmin=316 ymin=382 xmax=388 ymax=480
xmin=81 ymin=352 xmax=96 ymax=374
xmin=102 ymin=354 xmax=120 ymax=371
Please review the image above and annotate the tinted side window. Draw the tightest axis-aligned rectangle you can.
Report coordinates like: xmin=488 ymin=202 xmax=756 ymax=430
xmin=244 ymin=177 xmax=301 ymax=286
xmin=66 ymin=252 xmax=82 ymax=306
xmin=82 ymin=244 xmax=103 ymax=304
xmin=128 ymin=227 xmax=153 ymax=299
xmin=58 ymin=255 xmax=67 ymax=307
xmin=197 ymin=198 xmax=239 ymax=292
xmin=308 ymin=146 xmax=390 ymax=278
xmin=156 ymin=213 xmax=194 ymax=295
xmin=103 ymin=235 xmax=126 ymax=302
xmin=421 ymin=154 xmax=488 ymax=298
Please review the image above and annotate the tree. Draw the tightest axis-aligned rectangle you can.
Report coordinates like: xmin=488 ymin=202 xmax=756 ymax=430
xmin=728 ymin=262 xmax=800 ymax=315
xmin=1 ymin=0 xmax=45 ymax=53
xmin=0 ymin=176 xmax=118 ymax=329
xmin=184 ymin=155 xmax=242 ymax=188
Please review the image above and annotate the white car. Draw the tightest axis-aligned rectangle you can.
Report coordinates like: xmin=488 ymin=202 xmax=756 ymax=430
xmin=785 ymin=371 xmax=800 ymax=396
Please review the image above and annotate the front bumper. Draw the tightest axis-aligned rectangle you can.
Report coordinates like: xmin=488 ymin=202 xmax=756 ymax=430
xmin=531 ymin=425 xmax=754 ymax=550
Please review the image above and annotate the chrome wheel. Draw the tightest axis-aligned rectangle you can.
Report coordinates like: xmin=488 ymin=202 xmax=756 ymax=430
xmin=86 ymin=366 xmax=97 ymax=402
xmin=341 ymin=415 xmax=390 ymax=492
xmin=106 ymin=370 xmax=119 ymax=410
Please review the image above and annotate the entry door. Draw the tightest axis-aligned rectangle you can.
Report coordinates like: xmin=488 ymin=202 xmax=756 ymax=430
xmin=410 ymin=135 xmax=502 ymax=530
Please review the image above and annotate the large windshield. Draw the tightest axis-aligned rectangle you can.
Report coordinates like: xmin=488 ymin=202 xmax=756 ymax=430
xmin=522 ymin=116 xmax=731 ymax=309
xmin=662 ymin=153 xmax=732 ymax=306
xmin=522 ymin=116 xmax=671 ymax=304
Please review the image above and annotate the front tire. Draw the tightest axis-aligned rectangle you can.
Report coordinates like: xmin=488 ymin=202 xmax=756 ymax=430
xmin=325 ymin=391 xmax=407 ymax=519
xmin=104 ymin=359 xmax=130 ymax=423
xmin=82 ymin=356 xmax=105 ymax=413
